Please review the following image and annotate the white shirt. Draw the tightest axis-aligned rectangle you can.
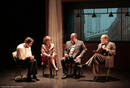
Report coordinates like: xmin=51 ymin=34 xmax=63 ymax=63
xmin=16 ymin=43 xmax=32 ymax=60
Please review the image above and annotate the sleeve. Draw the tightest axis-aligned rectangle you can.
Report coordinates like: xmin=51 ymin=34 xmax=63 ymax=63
xmin=78 ymin=41 xmax=87 ymax=58
xmin=41 ymin=45 xmax=50 ymax=57
xmin=28 ymin=47 xmax=32 ymax=56
xmin=108 ymin=43 xmax=116 ymax=55
xmin=64 ymin=41 xmax=69 ymax=55
xmin=96 ymin=43 xmax=102 ymax=51
xmin=52 ymin=49 xmax=56 ymax=57
xmin=16 ymin=48 xmax=26 ymax=59
xmin=50 ymin=43 xmax=56 ymax=57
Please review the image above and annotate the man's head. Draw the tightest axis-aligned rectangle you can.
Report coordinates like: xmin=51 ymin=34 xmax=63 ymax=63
xmin=100 ymin=34 xmax=109 ymax=43
xmin=70 ymin=33 xmax=77 ymax=42
xmin=24 ymin=37 xmax=34 ymax=47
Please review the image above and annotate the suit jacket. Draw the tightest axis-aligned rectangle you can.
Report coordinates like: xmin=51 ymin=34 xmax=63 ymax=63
xmin=97 ymin=42 xmax=116 ymax=68
xmin=64 ymin=39 xmax=87 ymax=63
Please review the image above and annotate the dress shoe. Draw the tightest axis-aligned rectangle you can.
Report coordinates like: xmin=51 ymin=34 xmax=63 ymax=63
xmin=33 ymin=75 xmax=40 ymax=81
xmin=61 ymin=75 xmax=68 ymax=79
xmin=72 ymin=74 xmax=80 ymax=79
xmin=26 ymin=77 xmax=35 ymax=82
xmin=73 ymin=75 xmax=77 ymax=79
xmin=82 ymin=64 xmax=87 ymax=68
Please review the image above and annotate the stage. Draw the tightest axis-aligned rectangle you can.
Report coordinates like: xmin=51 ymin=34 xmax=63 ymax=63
xmin=0 ymin=67 xmax=130 ymax=88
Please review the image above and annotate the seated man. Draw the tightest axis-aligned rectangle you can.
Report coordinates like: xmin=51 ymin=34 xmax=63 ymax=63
xmin=16 ymin=37 xmax=39 ymax=81
xmin=61 ymin=33 xmax=87 ymax=79
xmin=85 ymin=34 xmax=116 ymax=80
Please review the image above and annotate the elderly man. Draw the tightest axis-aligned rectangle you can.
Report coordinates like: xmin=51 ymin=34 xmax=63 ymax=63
xmin=61 ymin=33 xmax=87 ymax=79
xmin=85 ymin=34 xmax=116 ymax=80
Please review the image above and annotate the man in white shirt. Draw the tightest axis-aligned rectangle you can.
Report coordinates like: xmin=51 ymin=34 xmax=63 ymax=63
xmin=16 ymin=37 xmax=39 ymax=81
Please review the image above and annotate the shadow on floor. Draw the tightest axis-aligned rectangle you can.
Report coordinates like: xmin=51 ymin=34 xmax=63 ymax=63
xmin=42 ymin=74 xmax=57 ymax=78
xmin=78 ymin=76 xmax=120 ymax=83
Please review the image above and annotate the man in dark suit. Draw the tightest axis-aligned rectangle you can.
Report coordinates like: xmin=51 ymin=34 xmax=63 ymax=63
xmin=85 ymin=34 xmax=116 ymax=80
xmin=61 ymin=33 xmax=87 ymax=79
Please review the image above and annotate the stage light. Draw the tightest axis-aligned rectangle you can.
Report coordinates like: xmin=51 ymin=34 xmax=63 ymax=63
xmin=125 ymin=8 xmax=129 ymax=16
xmin=92 ymin=13 xmax=96 ymax=17
xmin=125 ymin=12 xmax=130 ymax=16
xmin=109 ymin=12 xmax=113 ymax=17
xmin=92 ymin=9 xmax=96 ymax=18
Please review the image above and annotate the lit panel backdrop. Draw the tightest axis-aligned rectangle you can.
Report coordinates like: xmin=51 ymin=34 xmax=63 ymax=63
xmin=83 ymin=8 xmax=130 ymax=41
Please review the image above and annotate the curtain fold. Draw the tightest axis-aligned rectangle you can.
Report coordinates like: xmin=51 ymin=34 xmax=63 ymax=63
xmin=48 ymin=0 xmax=63 ymax=67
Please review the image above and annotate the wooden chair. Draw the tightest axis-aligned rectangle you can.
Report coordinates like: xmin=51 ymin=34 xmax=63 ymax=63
xmin=41 ymin=54 xmax=57 ymax=78
xmin=66 ymin=60 xmax=82 ymax=78
xmin=93 ymin=56 xmax=114 ymax=81
xmin=94 ymin=64 xmax=111 ymax=80
xmin=12 ymin=51 xmax=27 ymax=81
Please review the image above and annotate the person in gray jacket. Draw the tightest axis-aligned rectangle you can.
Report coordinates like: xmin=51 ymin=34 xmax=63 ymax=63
xmin=61 ymin=33 xmax=87 ymax=79
xmin=85 ymin=34 xmax=116 ymax=80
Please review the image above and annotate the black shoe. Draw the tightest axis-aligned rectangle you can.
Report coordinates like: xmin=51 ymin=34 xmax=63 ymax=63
xmin=61 ymin=75 xmax=68 ymax=79
xmin=49 ymin=74 xmax=54 ymax=78
xmin=82 ymin=64 xmax=87 ymax=68
xmin=33 ymin=75 xmax=40 ymax=81
xmin=77 ymin=74 xmax=80 ymax=79
xmin=73 ymin=75 xmax=77 ymax=79
xmin=73 ymin=75 xmax=80 ymax=79
xmin=26 ymin=76 xmax=31 ymax=81
xmin=26 ymin=77 xmax=35 ymax=82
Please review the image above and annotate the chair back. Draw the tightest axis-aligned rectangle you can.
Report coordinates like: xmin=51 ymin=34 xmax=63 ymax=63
xmin=12 ymin=51 xmax=17 ymax=62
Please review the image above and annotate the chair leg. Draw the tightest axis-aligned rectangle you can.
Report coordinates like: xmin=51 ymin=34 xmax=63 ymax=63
xmin=106 ymin=68 xmax=110 ymax=80
xmin=42 ymin=65 xmax=45 ymax=76
xmin=56 ymin=70 xmax=57 ymax=76
xmin=55 ymin=61 xmax=58 ymax=76
xmin=49 ymin=66 xmax=53 ymax=78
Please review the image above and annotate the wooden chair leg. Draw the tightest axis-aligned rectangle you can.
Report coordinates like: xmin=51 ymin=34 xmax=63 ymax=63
xmin=42 ymin=65 xmax=45 ymax=76
xmin=67 ymin=63 xmax=71 ymax=76
xmin=41 ymin=62 xmax=47 ymax=76
xmin=49 ymin=64 xmax=53 ymax=77
xmin=106 ymin=68 xmax=110 ymax=80
xmin=55 ymin=61 xmax=58 ymax=76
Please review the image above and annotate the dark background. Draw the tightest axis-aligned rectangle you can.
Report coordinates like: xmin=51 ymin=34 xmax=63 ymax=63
xmin=3 ymin=0 xmax=46 ymax=69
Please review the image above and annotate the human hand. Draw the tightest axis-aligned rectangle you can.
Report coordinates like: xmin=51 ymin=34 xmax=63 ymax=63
xmin=105 ymin=48 xmax=109 ymax=52
xmin=74 ymin=56 xmax=81 ymax=63
xmin=53 ymin=54 xmax=57 ymax=57
xmin=49 ymin=55 xmax=54 ymax=59
xmin=65 ymin=54 xmax=69 ymax=58
xmin=93 ymin=50 xmax=97 ymax=53
xmin=29 ymin=56 xmax=34 ymax=60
